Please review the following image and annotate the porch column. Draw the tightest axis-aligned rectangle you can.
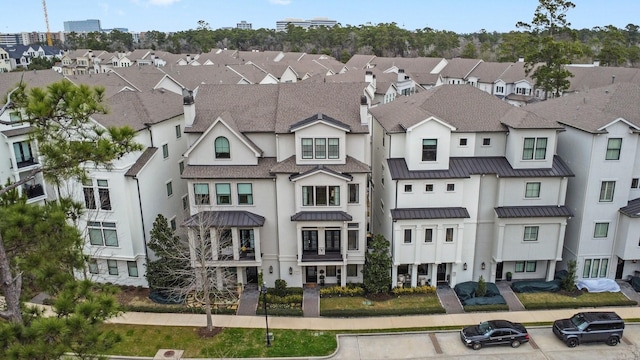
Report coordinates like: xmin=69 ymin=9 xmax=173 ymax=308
xmin=547 ymin=261 xmax=557 ymax=281
xmin=495 ymin=223 xmax=505 ymax=262
xmin=391 ymin=265 xmax=398 ymax=288
xmin=455 ymin=224 xmax=464 ymax=264
xmin=556 ymin=221 xmax=567 ymax=261
xmin=340 ymin=264 xmax=346 ymax=287
xmin=411 ymin=264 xmax=418 ymax=287
xmin=232 ymin=228 xmax=240 ymax=260
xmin=253 ymin=227 xmax=262 ymax=262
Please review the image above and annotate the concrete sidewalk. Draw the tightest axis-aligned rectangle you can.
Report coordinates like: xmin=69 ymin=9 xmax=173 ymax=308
xmin=109 ymin=306 xmax=640 ymax=331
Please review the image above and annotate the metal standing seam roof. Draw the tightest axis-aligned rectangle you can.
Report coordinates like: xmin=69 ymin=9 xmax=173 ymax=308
xmin=620 ymin=198 xmax=640 ymax=218
xmin=494 ymin=205 xmax=573 ymax=218
xmin=290 ymin=211 xmax=353 ymax=221
xmin=183 ymin=211 xmax=265 ymax=227
xmin=387 ymin=156 xmax=574 ymax=180
xmin=1 ymin=126 xmax=32 ymax=138
xmin=391 ymin=207 xmax=470 ymax=220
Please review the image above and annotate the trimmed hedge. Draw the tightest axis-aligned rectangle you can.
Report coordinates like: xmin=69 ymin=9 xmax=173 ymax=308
xmin=320 ymin=285 xmax=366 ymax=298
xmin=391 ymin=285 xmax=436 ymax=295
xmin=463 ymin=304 xmax=510 ymax=312
xmin=321 ymin=306 xmax=446 ymax=317
xmin=121 ymin=304 xmax=236 ymax=315
xmin=523 ymin=298 xmax=637 ymax=310
xmin=256 ymin=307 xmax=303 ymax=317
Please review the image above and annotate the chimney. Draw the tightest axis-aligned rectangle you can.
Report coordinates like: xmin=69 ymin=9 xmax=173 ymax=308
xmin=151 ymin=52 xmax=155 ymax=60
xmin=360 ymin=95 xmax=369 ymax=125
xmin=182 ymin=88 xmax=195 ymax=127
xmin=397 ymin=68 xmax=405 ymax=82
xmin=593 ymin=59 xmax=600 ymax=67
xmin=518 ymin=56 xmax=524 ymax=62
xmin=365 ymin=70 xmax=373 ymax=83
xmin=186 ymin=54 xmax=191 ymax=62
xmin=612 ymin=75 xmax=616 ymax=84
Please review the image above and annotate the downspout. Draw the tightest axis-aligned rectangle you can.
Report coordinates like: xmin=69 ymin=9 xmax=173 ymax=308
xmin=144 ymin=123 xmax=154 ymax=147
xmin=134 ymin=177 xmax=149 ymax=266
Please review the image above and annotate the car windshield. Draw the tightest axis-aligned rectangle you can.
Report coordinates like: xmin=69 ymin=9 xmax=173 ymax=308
xmin=570 ymin=314 xmax=588 ymax=331
xmin=478 ymin=321 xmax=493 ymax=335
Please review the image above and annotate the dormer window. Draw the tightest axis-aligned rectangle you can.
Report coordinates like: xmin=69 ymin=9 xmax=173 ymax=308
xmin=215 ymin=136 xmax=230 ymax=159
xmin=522 ymin=137 xmax=547 ymax=160
xmin=301 ymin=138 xmax=339 ymax=159
xmin=422 ymin=139 xmax=437 ymax=161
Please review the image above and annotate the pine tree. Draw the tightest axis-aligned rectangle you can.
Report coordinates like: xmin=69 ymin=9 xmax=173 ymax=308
xmin=476 ymin=275 xmax=487 ymax=297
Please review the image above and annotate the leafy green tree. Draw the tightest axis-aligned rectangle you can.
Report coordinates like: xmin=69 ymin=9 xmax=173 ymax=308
xmin=461 ymin=41 xmax=478 ymax=58
xmin=0 ymin=79 xmax=141 ymax=324
xmin=597 ymin=25 xmax=627 ymax=66
xmin=27 ymin=56 xmax=58 ymax=70
xmin=561 ymin=260 xmax=577 ymax=292
xmin=517 ymin=0 xmax=582 ymax=98
xmin=363 ymin=234 xmax=392 ymax=294
xmin=476 ymin=275 xmax=487 ymax=297
xmin=497 ymin=31 xmax=534 ymax=62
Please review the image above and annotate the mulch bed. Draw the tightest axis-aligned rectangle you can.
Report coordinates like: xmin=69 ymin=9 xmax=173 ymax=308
xmin=197 ymin=326 xmax=224 ymax=338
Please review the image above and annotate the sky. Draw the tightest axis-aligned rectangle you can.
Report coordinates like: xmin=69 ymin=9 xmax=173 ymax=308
xmin=3 ymin=0 xmax=640 ymax=34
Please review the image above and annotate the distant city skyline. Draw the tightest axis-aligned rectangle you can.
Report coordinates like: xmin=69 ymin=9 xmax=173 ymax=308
xmin=3 ymin=0 xmax=640 ymax=34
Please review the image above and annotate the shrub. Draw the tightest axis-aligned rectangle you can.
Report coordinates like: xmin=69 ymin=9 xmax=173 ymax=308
xmin=320 ymin=286 xmax=365 ymax=298
xmin=274 ymin=279 xmax=288 ymax=297
xmin=476 ymin=276 xmax=487 ymax=297
xmin=561 ymin=260 xmax=577 ymax=292
xmin=391 ymin=285 xmax=436 ymax=296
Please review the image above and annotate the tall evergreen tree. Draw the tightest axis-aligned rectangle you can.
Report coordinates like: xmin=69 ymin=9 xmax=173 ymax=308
xmin=363 ymin=234 xmax=392 ymax=294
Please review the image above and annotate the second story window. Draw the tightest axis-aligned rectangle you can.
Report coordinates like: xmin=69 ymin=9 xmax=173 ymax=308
xmin=404 ymin=229 xmax=412 ymax=243
xmin=348 ymin=184 xmax=359 ymax=203
xmin=525 ymin=182 xmax=541 ymax=198
xmin=83 ymin=179 xmax=111 ymax=210
xmin=599 ymin=181 xmax=615 ymax=202
xmin=162 ymin=144 xmax=169 ymax=158
xmin=606 ymin=138 xmax=622 ymax=160
xmin=216 ymin=183 xmax=232 ymax=204
xmin=237 ymin=183 xmax=253 ymax=205
xmin=215 ymin=136 xmax=230 ymax=159
xmin=194 ymin=183 xmax=210 ymax=205
xmin=88 ymin=221 xmax=118 ymax=246
xmin=302 ymin=185 xmax=340 ymax=206
xmin=422 ymin=139 xmax=437 ymax=161
xmin=522 ymin=137 xmax=547 ymax=160
xmin=13 ymin=141 xmax=36 ymax=168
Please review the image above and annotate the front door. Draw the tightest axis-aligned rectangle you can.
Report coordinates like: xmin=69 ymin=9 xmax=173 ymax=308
xmin=246 ymin=267 xmax=258 ymax=284
xmin=437 ymin=263 xmax=447 ymax=284
xmin=495 ymin=262 xmax=504 ymax=280
xmin=615 ymin=258 xmax=625 ymax=279
xmin=306 ymin=266 xmax=317 ymax=283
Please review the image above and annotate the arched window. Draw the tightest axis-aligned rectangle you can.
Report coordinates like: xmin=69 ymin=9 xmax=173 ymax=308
xmin=215 ymin=136 xmax=230 ymax=159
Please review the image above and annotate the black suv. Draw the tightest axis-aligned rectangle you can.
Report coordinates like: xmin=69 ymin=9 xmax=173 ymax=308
xmin=553 ymin=312 xmax=624 ymax=347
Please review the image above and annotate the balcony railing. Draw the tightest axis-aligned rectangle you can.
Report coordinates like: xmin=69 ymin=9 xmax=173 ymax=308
xmin=239 ymin=248 xmax=256 ymax=261
xmin=16 ymin=158 xmax=38 ymax=169
xmin=24 ymin=183 xmax=44 ymax=199
xmin=301 ymin=251 xmax=343 ymax=262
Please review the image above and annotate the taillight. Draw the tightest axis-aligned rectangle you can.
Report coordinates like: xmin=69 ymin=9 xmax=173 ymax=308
xmin=525 ymin=334 xmax=529 ymax=339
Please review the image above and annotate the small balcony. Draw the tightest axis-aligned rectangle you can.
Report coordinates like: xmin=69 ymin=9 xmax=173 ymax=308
xmin=23 ymin=183 xmax=45 ymax=199
xmin=301 ymin=251 xmax=343 ymax=262
xmin=239 ymin=247 xmax=256 ymax=261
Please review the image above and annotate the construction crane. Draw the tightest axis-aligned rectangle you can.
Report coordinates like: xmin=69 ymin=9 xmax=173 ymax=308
xmin=42 ymin=0 xmax=53 ymax=46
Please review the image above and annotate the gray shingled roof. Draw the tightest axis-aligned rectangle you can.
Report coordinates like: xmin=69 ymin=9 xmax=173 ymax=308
xmin=124 ymin=147 xmax=158 ymax=177
xmin=271 ymin=155 xmax=370 ymax=174
xmin=1 ymin=126 xmax=32 ymax=138
xmin=183 ymin=210 xmax=265 ymax=227
xmin=181 ymin=157 xmax=277 ymax=179
xmin=439 ymin=58 xmax=482 ymax=78
xmin=387 ymin=156 xmax=574 ymax=180
xmin=565 ymin=65 xmax=640 ymax=93
xmin=370 ymin=84 xmax=559 ymax=133
xmin=467 ymin=62 xmax=512 ymax=83
xmin=391 ymin=207 xmax=470 ymax=220
xmin=289 ymin=113 xmax=351 ymax=132
xmin=290 ymin=211 xmax=352 ymax=221
xmin=526 ymin=82 xmax=640 ymax=133
xmin=494 ymin=205 xmax=573 ymax=218
xmin=619 ymin=198 xmax=640 ymax=218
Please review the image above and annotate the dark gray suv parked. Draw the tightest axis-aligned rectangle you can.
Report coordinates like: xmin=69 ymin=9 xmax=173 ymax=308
xmin=553 ymin=312 xmax=624 ymax=347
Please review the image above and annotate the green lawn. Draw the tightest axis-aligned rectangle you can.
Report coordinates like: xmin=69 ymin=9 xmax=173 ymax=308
xmin=320 ymin=294 xmax=444 ymax=316
xmin=517 ymin=291 xmax=637 ymax=309
xmin=103 ymin=325 xmax=337 ymax=358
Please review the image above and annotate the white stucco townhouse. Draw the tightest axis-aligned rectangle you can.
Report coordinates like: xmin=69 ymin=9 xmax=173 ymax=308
xmin=180 ymin=81 xmax=372 ymax=288
xmin=528 ymin=82 xmax=640 ymax=281
xmin=370 ymin=85 xmax=574 ymax=288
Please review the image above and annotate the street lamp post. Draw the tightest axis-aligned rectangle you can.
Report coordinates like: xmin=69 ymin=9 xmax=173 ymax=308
xmin=261 ymin=282 xmax=271 ymax=347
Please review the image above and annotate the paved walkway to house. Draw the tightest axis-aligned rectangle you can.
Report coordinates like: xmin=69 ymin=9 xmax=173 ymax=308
xmin=236 ymin=284 xmax=260 ymax=316
xmin=496 ymin=281 xmax=526 ymax=311
xmin=302 ymin=287 xmax=320 ymax=317
xmin=618 ymin=279 xmax=640 ymax=305
xmin=436 ymin=284 xmax=464 ymax=314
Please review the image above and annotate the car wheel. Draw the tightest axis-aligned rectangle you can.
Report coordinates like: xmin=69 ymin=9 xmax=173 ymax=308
xmin=511 ymin=339 xmax=521 ymax=348
xmin=472 ymin=342 xmax=482 ymax=350
xmin=606 ymin=336 xmax=619 ymax=346
xmin=566 ymin=338 xmax=579 ymax=348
